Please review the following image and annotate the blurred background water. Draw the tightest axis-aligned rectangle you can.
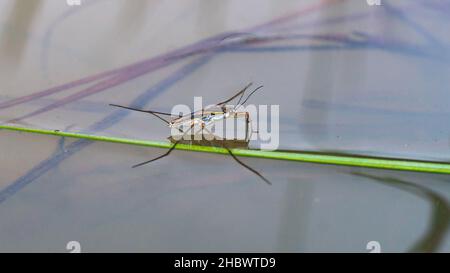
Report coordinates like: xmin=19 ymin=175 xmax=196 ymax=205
xmin=0 ymin=0 xmax=450 ymax=252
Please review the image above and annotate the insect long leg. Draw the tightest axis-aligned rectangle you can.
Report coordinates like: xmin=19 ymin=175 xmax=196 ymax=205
xmin=109 ymin=104 xmax=172 ymax=124
xmin=181 ymin=124 xmax=271 ymax=185
xmin=132 ymin=141 xmax=180 ymax=168
xmin=132 ymin=123 xmax=199 ymax=168
xmin=222 ymin=144 xmax=272 ymax=185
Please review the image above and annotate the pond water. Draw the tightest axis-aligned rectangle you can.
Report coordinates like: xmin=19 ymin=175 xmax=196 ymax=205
xmin=0 ymin=0 xmax=449 ymax=252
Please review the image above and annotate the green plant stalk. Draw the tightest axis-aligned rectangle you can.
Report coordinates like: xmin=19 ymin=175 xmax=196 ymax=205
xmin=1 ymin=124 xmax=450 ymax=175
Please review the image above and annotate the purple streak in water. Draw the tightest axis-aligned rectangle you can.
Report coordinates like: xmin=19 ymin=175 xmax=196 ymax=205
xmin=0 ymin=1 xmax=341 ymax=114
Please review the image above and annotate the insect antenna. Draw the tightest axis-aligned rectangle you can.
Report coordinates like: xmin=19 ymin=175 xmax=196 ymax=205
xmin=222 ymin=144 xmax=271 ymax=185
xmin=240 ymin=85 xmax=263 ymax=106
xmin=235 ymin=89 xmax=247 ymax=106
xmin=216 ymin=82 xmax=253 ymax=106
xmin=109 ymin=104 xmax=171 ymax=125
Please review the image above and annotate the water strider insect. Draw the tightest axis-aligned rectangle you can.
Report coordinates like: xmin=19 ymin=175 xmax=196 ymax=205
xmin=110 ymin=83 xmax=271 ymax=185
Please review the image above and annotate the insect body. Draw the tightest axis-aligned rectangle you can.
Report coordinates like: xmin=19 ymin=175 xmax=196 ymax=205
xmin=169 ymin=109 xmax=251 ymax=147
xmin=110 ymin=83 xmax=270 ymax=184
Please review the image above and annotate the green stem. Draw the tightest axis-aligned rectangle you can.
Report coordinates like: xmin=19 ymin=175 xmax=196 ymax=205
xmin=1 ymin=124 xmax=450 ymax=175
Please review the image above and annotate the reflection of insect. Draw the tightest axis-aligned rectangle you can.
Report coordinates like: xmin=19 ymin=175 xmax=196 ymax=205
xmin=110 ymin=83 xmax=271 ymax=184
